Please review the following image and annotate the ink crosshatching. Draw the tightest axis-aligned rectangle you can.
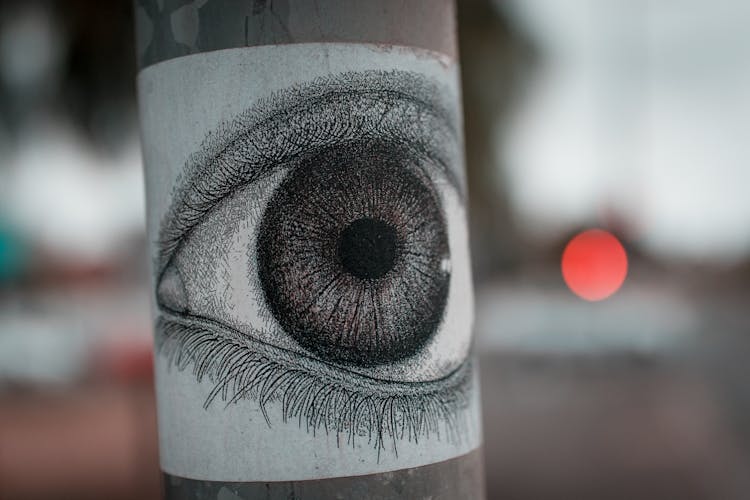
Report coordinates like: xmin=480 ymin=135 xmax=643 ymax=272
xmin=140 ymin=44 xmax=479 ymax=480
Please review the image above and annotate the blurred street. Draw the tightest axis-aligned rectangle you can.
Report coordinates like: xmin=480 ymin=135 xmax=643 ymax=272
xmin=2 ymin=0 xmax=750 ymax=498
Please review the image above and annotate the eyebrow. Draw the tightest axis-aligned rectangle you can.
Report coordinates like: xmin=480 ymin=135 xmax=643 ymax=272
xmin=157 ymin=70 xmax=463 ymax=274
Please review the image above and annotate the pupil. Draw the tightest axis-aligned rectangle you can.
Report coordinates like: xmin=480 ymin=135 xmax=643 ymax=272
xmin=338 ymin=217 xmax=398 ymax=280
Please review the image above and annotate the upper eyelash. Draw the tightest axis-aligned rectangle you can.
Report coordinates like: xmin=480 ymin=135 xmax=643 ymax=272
xmin=156 ymin=70 xmax=461 ymax=275
xmin=156 ymin=314 xmax=473 ymax=454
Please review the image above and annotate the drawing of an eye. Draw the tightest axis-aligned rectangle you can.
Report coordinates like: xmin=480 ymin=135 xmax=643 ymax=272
xmin=153 ymin=70 xmax=474 ymax=449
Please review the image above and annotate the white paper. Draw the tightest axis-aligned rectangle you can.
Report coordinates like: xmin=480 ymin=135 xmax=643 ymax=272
xmin=138 ymin=43 xmax=480 ymax=482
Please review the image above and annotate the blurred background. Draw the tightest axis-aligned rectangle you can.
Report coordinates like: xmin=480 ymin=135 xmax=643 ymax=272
xmin=0 ymin=0 xmax=749 ymax=498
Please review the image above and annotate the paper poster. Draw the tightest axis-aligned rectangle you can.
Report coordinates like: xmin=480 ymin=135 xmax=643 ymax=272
xmin=138 ymin=43 xmax=480 ymax=481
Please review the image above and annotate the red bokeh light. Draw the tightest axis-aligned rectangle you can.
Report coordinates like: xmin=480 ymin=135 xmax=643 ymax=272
xmin=561 ymin=229 xmax=628 ymax=301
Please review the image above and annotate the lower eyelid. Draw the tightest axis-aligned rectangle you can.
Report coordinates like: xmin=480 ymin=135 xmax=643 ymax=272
xmin=155 ymin=313 xmax=473 ymax=447
xmin=155 ymin=312 xmax=471 ymax=400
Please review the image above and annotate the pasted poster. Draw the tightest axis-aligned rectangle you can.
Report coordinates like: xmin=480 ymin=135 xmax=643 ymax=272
xmin=138 ymin=43 xmax=480 ymax=481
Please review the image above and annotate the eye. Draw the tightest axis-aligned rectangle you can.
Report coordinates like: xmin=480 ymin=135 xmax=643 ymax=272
xmin=153 ymin=70 xmax=473 ymax=446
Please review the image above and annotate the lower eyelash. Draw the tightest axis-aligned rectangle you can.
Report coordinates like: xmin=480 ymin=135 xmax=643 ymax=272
xmin=155 ymin=315 xmax=473 ymax=456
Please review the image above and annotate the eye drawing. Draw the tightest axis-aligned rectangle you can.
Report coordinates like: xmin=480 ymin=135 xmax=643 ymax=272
xmin=153 ymin=70 xmax=474 ymax=455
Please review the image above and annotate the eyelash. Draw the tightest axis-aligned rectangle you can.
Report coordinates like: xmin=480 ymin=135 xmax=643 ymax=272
xmin=156 ymin=315 xmax=472 ymax=454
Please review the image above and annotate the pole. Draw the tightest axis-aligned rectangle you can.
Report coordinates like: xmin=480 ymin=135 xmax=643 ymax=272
xmin=134 ymin=1 xmax=485 ymax=498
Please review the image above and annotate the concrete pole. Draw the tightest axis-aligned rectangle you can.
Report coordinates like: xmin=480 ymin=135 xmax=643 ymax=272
xmin=135 ymin=1 xmax=485 ymax=498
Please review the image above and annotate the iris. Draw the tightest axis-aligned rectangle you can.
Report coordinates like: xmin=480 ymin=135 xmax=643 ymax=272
xmin=257 ymin=141 xmax=450 ymax=367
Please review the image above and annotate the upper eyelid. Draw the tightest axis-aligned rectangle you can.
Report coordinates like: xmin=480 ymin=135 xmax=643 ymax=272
xmin=157 ymin=70 xmax=462 ymax=275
